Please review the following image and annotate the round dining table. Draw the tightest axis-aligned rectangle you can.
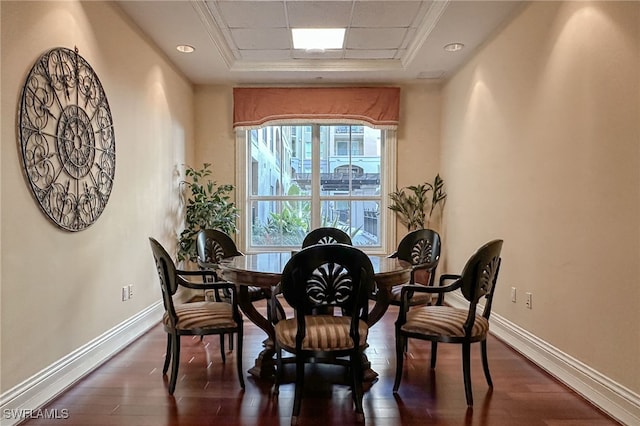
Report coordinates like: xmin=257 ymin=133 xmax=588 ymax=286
xmin=219 ymin=251 xmax=412 ymax=379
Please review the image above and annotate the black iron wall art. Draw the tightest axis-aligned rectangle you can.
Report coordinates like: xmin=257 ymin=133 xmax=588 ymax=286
xmin=18 ymin=47 xmax=115 ymax=231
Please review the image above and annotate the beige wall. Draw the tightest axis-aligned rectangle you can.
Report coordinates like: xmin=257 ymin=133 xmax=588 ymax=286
xmin=395 ymin=84 xmax=443 ymax=237
xmin=1 ymin=1 xmax=194 ymax=391
xmin=194 ymin=86 xmax=236 ymax=185
xmin=441 ymin=1 xmax=639 ymax=393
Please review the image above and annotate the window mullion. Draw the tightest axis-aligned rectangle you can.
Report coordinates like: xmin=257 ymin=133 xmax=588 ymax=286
xmin=311 ymin=124 xmax=321 ymax=229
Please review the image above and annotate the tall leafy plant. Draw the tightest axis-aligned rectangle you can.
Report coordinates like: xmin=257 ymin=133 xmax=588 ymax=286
xmin=388 ymin=174 xmax=447 ymax=231
xmin=177 ymin=163 xmax=239 ymax=263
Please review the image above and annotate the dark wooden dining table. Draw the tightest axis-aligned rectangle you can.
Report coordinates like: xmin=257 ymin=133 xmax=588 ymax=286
xmin=218 ymin=251 xmax=412 ymax=380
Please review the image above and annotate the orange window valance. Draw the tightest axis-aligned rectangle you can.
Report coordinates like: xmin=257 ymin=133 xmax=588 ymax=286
xmin=233 ymin=87 xmax=400 ymax=130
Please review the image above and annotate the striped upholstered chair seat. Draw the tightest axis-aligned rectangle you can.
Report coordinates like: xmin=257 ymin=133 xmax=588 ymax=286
xmin=163 ymin=301 xmax=238 ymax=331
xmin=401 ymin=305 xmax=489 ymax=339
xmin=274 ymin=315 xmax=368 ymax=352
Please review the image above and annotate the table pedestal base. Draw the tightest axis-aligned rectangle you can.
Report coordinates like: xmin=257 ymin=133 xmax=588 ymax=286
xmin=246 ymin=344 xmax=378 ymax=382
xmin=248 ymin=348 xmax=276 ymax=379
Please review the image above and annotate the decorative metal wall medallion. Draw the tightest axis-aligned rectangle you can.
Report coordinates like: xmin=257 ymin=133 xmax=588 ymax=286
xmin=18 ymin=47 xmax=115 ymax=231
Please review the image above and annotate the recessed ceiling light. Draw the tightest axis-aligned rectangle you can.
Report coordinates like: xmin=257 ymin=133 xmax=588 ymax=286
xmin=443 ymin=42 xmax=464 ymax=52
xmin=292 ymin=28 xmax=345 ymax=51
xmin=176 ymin=44 xmax=195 ymax=53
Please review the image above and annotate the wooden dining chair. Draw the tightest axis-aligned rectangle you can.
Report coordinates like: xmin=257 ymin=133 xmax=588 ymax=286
xmin=272 ymin=243 xmax=374 ymax=424
xmin=149 ymin=237 xmax=245 ymax=394
xmin=196 ymin=229 xmax=267 ymax=303
xmin=197 ymin=229 xmax=252 ymax=350
xmin=393 ymin=239 xmax=503 ymax=407
xmin=301 ymin=227 xmax=352 ymax=247
xmin=387 ymin=229 xmax=441 ymax=307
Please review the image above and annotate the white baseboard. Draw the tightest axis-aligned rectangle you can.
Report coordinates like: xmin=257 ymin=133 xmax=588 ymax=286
xmin=0 ymin=302 xmax=163 ymax=426
xmin=446 ymin=292 xmax=640 ymax=426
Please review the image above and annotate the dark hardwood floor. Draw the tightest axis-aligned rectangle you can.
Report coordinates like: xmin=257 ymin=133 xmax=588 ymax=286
xmin=22 ymin=301 xmax=619 ymax=425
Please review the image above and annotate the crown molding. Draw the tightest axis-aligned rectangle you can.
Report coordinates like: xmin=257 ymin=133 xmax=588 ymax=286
xmin=402 ymin=0 xmax=450 ymax=68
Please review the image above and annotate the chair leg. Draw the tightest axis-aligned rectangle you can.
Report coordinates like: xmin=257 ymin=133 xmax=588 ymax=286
xmin=274 ymin=344 xmax=283 ymax=395
xmin=481 ymin=339 xmax=493 ymax=387
xmin=430 ymin=341 xmax=438 ymax=369
xmin=219 ymin=334 xmax=226 ymax=363
xmin=393 ymin=333 xmax=405 ymax=393
xmin=291 ymin=358 xmax=305 ymax=425
xmin=236 ymin=328 xmax=245 ymax=389
xmin=351 ymin=353 xmax=365 ymax=423
xmin=462 ymin=342 xmax=473 ymax=407
xmin=229 ymin=333 xmax=234 ymax=351
xmin=168 ymin=334 xmax=180 ymax=395
xmin=162 ymin=333 xmax=172 ymax=375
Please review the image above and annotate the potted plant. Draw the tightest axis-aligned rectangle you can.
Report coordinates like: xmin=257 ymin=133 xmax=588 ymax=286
xmin=388 ymin=174 xmax=447 ymax=231
xmin=177 ymin=163 xmax=239 ymax=263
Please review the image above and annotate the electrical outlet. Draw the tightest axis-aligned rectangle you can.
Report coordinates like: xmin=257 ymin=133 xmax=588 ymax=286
xmin=128 ymin=284 xmax=134 ymax=299
xmin=525 ymin=292 xmax=532 ymax=309
xmin=205 ymin=290 xmax=215 ymax=302
xmin=511 ymin=287 xmax=517 ymax=303
xmin=121 ymin=286 xmax=129 ymax=301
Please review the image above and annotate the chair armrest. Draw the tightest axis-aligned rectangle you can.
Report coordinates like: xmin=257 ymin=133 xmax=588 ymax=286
xmin=177 ymin=268 xmax=215 ymax=276
xmin=197 ymin=260 xmax=219 ymax=270
xmin=176 ymin=271 xmax=234 ymax=291
xmin=183 ymin=266 xmax=221 ymax=283
xmin=401 ymin=280 xmax=460 ymax=299
xmin=181 ymin=278 xmax=241 ymax=320
xmin=396 ymin=278 xmax=462 ymax=325
xmin=439 ymin=273 xmax=461 ymax=286
xmin=177 ymin=276 xmax=240 ymax=318
xmin=434 ymin=274 xmax=461 ymax=304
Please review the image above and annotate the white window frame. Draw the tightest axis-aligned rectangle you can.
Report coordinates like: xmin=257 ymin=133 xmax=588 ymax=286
xmin=235 ymin=125 xmax=397 ymax=254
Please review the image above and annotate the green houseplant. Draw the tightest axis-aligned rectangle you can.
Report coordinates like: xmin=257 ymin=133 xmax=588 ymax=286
xmin=388 ymin=174 xmax=447 ymax=231
xmin=177 ymin=163 xmax=239 ymax=263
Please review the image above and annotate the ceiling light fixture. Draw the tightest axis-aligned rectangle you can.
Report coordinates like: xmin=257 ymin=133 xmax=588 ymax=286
xmin=292 ymin=28 xmax=345 ymax=51
xmin=176 ymin=44 xmax=195 ymax=53
xmin=443 ymin=42 xmax=465 ymax=52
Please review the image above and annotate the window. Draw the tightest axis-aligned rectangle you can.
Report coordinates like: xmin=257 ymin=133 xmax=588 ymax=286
xmin=335 ymin=125 xmax=364 ymax=156
xmin=236 ymin=124 xmax=396 ymax=253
